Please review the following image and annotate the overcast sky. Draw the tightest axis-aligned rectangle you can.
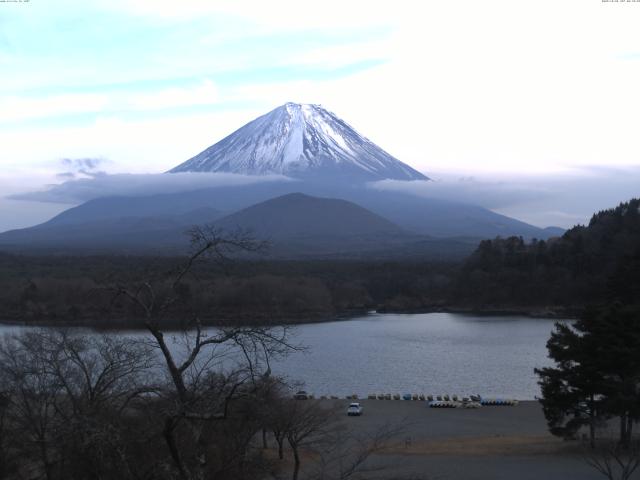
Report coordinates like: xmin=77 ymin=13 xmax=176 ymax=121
xmin=1 ymin=0 xmax=639 ymax=232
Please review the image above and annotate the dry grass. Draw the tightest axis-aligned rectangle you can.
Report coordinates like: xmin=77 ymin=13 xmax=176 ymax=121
xmin=383 ymin=435 xmax=577 ymax=457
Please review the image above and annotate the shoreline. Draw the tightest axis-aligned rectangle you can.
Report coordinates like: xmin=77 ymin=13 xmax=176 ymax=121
xmin=376 ymin=305 xmax=579 ymax=320
xmin=0 ymin=304 xmax=578 ymax=330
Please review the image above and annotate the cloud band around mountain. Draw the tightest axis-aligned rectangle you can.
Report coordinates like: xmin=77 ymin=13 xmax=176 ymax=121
xmin=9 ymin=172 xmax=294 ymax=205
xmin=7 ymin=165 xmax=640 ymax=230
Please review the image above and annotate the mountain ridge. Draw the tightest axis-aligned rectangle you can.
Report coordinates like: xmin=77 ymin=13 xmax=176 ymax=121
xmin=27 ymin=181 xmax=561 ymax=239
xmin=0 ymin=193 xmax=481 ymax=259
xmin=0 ymin=103 xmax=566 ymax=252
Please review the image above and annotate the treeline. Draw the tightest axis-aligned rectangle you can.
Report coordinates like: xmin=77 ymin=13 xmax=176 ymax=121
xmin=0 ymin=254 xmax=457 ymax=327
xmin=451 ymin=198 xmax=640 ymax=311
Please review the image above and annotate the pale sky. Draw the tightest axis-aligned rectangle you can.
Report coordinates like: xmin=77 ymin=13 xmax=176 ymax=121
xmin=1 ymin=0 xmax=639 ymax=231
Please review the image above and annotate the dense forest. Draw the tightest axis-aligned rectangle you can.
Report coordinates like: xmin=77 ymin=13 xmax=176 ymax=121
xmin=0 ymin=198 xmax=638 ymax=327
xmin=0 ymin=254 xmax=455 ymax=327
xmin=453 ymin=198 xmax=640 ymax=311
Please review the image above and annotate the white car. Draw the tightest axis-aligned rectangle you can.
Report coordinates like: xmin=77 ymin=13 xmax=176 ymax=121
xmin=347 ymin=402 xmax=363 ymax=416
xmin=294 ymin=390 xmax=309 ymax=400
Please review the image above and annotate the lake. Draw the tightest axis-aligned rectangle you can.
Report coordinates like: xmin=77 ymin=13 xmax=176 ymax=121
xmin=271 ymin=312 xmax=561 ymax=400
xmin=0 ymin=312 xmax=563 ymax=400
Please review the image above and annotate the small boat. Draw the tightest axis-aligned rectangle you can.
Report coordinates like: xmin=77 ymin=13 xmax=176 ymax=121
xmin=428 ymin=400 xmax=459 ymax=408
xmin=480 ymin=398 xmax=518 ymax=406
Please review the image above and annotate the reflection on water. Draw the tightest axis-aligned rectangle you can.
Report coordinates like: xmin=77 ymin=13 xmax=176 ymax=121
xmin=0 ymin=312 xmax=563 ymax=400
xmin=271 ymin=313 xmax=562 ymax=400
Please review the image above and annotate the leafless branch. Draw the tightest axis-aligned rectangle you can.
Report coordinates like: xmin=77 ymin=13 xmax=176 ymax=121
xmin=584 ymin=439 xmax=640 ymax=480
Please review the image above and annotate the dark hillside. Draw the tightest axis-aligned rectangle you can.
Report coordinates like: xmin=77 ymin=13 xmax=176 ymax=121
xmin=454 ymin=198 xmax=640 ymax=309
xmin=215 ymin=192 xmax=404 ymax=238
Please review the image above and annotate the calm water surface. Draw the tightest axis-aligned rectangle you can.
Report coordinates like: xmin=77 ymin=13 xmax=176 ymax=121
xmin=0 ymin=313 xmax=562 ymax=400
xmin=272 ymin=312 xmax=561 ymax=400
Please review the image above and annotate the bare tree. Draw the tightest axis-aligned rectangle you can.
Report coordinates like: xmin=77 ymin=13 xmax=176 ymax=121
xmin=584 ymin=439 xmax=640 ymax=480
xmin=282 ymin=400 xmax=336 ymax=480
xmin=310 ymin=422 xmax=406 ymax=480
xmin=110 ymin=227 xmax=298 ymax=480
xmin=263 ymin=393 xmax=407 ymax=480
xmin=269 ymin=403 xmax=288 ymax=461
xmin=0 ymin=228 xmax=300 ymax=480
xmin=0 ymin=331 xmax=66 ymax=479
xmin=0 ymin=390 xmax=14 ymax=479
xmin=0 ymin=329 xmax=155 ymax=480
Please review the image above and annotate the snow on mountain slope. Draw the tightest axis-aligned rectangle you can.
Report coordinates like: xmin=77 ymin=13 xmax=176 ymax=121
xmin=169 ymin=103 xmax=428 ymax=182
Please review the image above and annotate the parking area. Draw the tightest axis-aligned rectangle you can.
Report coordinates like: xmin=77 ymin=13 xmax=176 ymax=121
xmin=320 ymin=399 xmax=605 ymax=480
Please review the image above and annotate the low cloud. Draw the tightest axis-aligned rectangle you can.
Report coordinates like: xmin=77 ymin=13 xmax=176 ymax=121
xmin=6 ymin=165 xmax=639 ymax=229
xmin=9 ymin=172 xmax=294 ymax=205
xmin=370 ymin=166 xmax=640 ymax=228
xmin=370 ymin=178 xmax=550 ymax=210
xmin=57 ymin=157 xmax=109 ymax=179
xmin=55 ymin=172 xmax=76 ymax=180
xmin=61 ymin=157 xmax=104 ymax=170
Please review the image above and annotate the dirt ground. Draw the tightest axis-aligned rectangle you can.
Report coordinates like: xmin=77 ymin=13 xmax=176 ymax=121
xmin=309 ymin=399 xmax=612 ymax=480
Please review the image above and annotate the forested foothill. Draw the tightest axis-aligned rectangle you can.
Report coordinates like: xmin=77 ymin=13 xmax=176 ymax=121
xmin=533 ymin=199 xmax=640 ymax=476
xmin=0 ymin=198 xmax=639 ymax=328
xmin=452 ymin=198 xmax=640 ymax=314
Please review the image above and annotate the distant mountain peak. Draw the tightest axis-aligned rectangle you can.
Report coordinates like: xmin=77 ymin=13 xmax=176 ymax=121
xmin=215 ymin=192 xmax=406 ymax=239
xmin=169 ymin=103 xmax=428 ymax=182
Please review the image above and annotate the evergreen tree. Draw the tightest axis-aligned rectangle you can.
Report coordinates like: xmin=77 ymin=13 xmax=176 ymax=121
xmin=536 ymin=319 xmax=603 ymax=447
xmin=585 ymin=304 xmax=640 ymax=447
xmin=536 ymin=303 xmax=640 ymax=447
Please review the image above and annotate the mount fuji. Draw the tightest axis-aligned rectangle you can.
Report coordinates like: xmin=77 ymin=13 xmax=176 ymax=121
xmin=0 ymin=103 xmax=565 ymax=256
xmin=169 ymin=103 xmax=427 ymax=183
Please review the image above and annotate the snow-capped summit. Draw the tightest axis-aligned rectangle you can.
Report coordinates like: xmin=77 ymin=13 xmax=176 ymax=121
xmin=169 ymin=103 xmax=428 ymax=182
